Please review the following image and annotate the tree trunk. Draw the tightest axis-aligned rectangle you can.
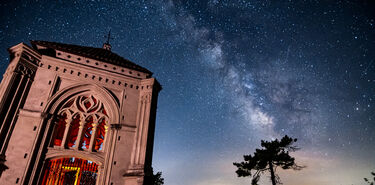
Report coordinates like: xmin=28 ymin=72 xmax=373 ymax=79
xmin=268 ymin=161 xmax=276 ymax=185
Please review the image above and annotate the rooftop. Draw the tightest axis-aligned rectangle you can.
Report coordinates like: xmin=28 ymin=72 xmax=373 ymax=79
xmin=30 ymin=40 xmax=152 ymax=75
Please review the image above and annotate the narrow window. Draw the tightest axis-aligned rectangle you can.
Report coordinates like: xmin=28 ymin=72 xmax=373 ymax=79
xmin=67 ymin=114 xmax=81 ymax=148
xmin=53 ymin=113 xmax=67 ymax=146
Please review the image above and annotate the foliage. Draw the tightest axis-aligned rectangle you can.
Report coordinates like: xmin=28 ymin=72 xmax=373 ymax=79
xmin=364 ymin=172 xmax=375 ymax=185
xmin=151 ymin=171 xmax=164 ymax=185
xmin=233 ymin=135 xmax=304 ymax=185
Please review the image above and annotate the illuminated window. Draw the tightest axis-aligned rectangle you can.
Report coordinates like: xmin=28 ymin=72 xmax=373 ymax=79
xmin=67 ymin=114 xmax=81 ymax=148
xmin=95 ymin=117 xmax=106 ymax=151
xmin=52 ymin=95 xmax=109 ymax=151
xmin=53 ymin=113 xmax=67 ymax=146
xmin=41 ymin=157 xmax=98 ymax=185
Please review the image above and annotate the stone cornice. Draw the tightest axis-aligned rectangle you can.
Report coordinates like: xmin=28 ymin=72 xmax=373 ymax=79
xmin=18 ymin=109 xmax=47 ymax=118
xmin=8 ymin=42 xmax=41 ymax=62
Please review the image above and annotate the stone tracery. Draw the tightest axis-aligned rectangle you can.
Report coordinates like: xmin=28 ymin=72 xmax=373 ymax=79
xmin=52 ymin=95 xmax=109 ymax=151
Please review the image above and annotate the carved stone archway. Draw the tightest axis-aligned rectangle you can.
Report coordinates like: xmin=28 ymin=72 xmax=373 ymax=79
xmin=32 ymin=84 xmax=121 ymax=185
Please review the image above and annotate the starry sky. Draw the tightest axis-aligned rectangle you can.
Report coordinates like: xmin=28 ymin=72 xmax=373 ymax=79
xmin=1 ymin=0 xmax=374 ymax=184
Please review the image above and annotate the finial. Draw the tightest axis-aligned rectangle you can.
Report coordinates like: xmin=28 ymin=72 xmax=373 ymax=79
xmin=103 ymin=30 xmax=113 ymax=51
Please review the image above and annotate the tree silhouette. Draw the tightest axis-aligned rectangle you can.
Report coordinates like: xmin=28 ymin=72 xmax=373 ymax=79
xmin=151 ymin=171 xmax=164 ymax=185
xmin=233 ymin=135 xmax=304 ymax=185
xmin=364 ymin=171 xmax=375 ymax=185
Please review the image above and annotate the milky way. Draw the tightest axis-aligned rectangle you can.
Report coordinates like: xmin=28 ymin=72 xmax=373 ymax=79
xmin=0 ymin=1 xmax=374 ymax=184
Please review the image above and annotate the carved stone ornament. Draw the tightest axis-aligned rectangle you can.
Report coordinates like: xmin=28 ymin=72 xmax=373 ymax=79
xmin=58 ymin=95 xmax=109 ymax=123
xmin=141 ymin=93 xmax=152 ymax=103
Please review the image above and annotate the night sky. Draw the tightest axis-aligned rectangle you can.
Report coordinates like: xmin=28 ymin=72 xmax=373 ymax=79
xmin=1 ymin=1 xmax=374 ymax=184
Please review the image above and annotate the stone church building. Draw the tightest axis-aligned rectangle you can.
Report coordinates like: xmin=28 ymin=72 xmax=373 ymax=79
xmin=0 ymin=39 xmax=161 ymax=185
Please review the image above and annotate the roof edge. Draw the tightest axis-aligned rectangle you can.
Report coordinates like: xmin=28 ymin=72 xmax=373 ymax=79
xmin=30 ymin=40 xmax=153 ymax=75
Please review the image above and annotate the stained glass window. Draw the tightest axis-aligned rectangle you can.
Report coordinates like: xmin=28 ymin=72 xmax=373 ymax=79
xmin=52 ymin=95 xmax=109 ymax=151
xmin=67 ymin=114 xmax=81 ymax=148
xmin=53 ymin=113 xmax=67 ymax=146
xmin=41 ymin=157 xmax=98 ymax=185
xmin=95 ymin=117 xmax=106 ymax=151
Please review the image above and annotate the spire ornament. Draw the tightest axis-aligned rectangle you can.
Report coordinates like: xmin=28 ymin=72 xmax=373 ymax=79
xmin=103 ymin=30 xmax=113 ymax=51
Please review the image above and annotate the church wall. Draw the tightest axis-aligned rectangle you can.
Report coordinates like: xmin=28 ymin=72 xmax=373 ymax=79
xmin=0 ymin=42 xmax=159 ymax=185
xmin=122 ymin=87 xmax=139 ymax=126
xmin=2 ymin=112 xmax=43 ymax=184
xmin=22 ymin=67 xmax=56 ymax=112
xmin=0 ymin=43 xmax=40 ymax=185
xmin=107 ymin=129 xmax=134 ymax=185
xmin=32 ymin=54 xmax=144 ymax=185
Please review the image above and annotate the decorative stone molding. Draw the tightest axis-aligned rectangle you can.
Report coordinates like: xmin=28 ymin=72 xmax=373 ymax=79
xmin=140 ymin=93 xmax=152 ymax=103
xmin=14 ymin=63 xmax=35 ymax=78
xmin=20 ymin=52 xmax=40 ymax=66
xmin=53 ymin=50 xmax=150 ymax=79
xmin=110 ymin=123 xmax=122 ymax=130
xmin=38 ymin=60 xmax=145 ymax=91
xmin=44 ymin=83 xmax=120 ymax=124
xmin=8 ymin=43 xmax=41 ymax=64
xmin=18 ymin=109 xmax=45 ymax=118
xmin=58 ymin=95 xmax=109 ymax=124
xmin=45 ymin=147 xmax=104 ymax=166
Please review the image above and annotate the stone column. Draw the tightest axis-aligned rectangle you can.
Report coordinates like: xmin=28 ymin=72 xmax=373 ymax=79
xmin=103 ymin=123 xmax=121 ymax=185
xmin=60 ymin=117 xmax=72 ymax=148
xmin=74 ymin=117 xmax=85 ymax=149
xmin=28 ymin=113 xmax=54 ymax=185
xmin=88 ymin=122 xmax=98 ymax=151
xmin=96 ymin=165 xmax=104 ymax=185
xmin=0 ymin=54 xmax=20 ymax=110
xmin=0 ymin=72 xmax=25 ymax=153
xmin=125 ymin=93 xmax=152 ymax=185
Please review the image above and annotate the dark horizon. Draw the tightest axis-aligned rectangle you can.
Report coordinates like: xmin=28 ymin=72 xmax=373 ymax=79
xmin=1 ymin=1 xmax=374 ymax=184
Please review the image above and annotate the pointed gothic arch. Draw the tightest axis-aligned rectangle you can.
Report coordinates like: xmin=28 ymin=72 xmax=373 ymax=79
xmin=38 ymin=83 xmax=121 ymax=185
xmin=44 ymin=83 xmax=120 ymax=124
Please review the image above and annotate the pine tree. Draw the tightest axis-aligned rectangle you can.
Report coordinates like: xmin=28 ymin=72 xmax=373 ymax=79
xmin=233 ymin=135 xmax=304 ymax=185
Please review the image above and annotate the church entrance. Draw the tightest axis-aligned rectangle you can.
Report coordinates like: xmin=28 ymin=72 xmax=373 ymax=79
xmin=41 ymin=157 xmax=98 ymax=185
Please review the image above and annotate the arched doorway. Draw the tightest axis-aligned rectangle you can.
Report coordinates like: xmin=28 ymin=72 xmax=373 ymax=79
xmin=41 ymin=157 xmax=98 ymax=185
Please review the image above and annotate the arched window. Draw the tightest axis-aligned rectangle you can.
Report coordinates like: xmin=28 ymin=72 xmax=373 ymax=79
xmin=52 ymin=95 xmax=109 ymax=151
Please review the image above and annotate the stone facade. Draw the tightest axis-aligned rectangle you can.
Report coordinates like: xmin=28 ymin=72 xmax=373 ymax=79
xmin=0 ymin=41 xmax=161 ymax=185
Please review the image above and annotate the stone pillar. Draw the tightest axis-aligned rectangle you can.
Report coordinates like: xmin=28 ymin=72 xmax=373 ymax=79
xmin=103 ymin=123 xmax=121 ymax=185
xmin=0 ymin=62 xmax=35 ymax=178
xmin=0 ymin=45 xmax=39 ymax=155
xmin=0 ymin=71 xmax=25 ymax=153
xmin=60 ymin=117 xmax=72 ymax=149
xmin=27 ymin=113 xmax=54 ymax=185
xmin=89 ymin=122 xmax=99 ymax=151
xmin=74 ymin=117 xmax=85 ymax=149
xmin=125 ymin=92 xmax=152 ymax=185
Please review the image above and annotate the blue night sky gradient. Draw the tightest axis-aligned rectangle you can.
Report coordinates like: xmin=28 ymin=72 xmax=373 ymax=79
xmin=1 ymin=1 xmax=374 ymax=185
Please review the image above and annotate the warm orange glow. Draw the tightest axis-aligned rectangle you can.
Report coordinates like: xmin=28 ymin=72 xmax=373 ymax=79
xmin=95 ymin=118 xmax=106 ymax=151
xmin=52 ymin=95 xmax=109 ymax=151
xmin=41 ymin=158 xmax=98 ymax=185
xmin=67 ymin=114 xmax=81 ymax=148
xmin=53 ymin=113 xmax=67 ymax=146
